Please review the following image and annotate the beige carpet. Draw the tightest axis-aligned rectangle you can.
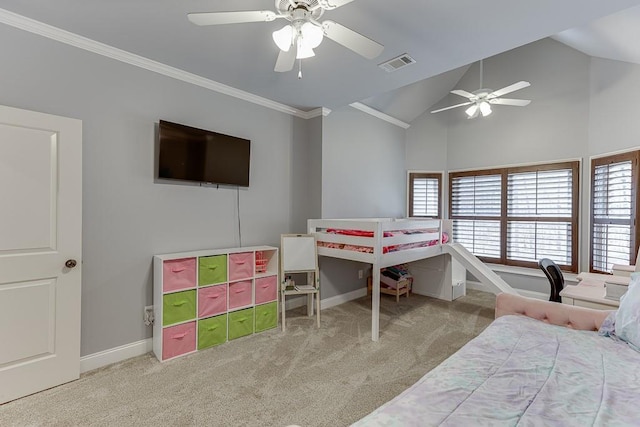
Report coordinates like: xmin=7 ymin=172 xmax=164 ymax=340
xmin=0 ymin=290 xmax=496 ymax=427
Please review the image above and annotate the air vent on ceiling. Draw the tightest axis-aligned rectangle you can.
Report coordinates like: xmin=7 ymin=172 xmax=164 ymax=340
xmin=378 ymin=54 xmax=416 ymax=72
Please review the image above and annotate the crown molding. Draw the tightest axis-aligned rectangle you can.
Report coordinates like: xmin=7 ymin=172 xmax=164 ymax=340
xmin=0 ymin=8 xmax=329 ymax=119
xmin=302 ymin=107 xmax=332 ymax=119
xmin=349 ymin=102 xmax=411 ymax=129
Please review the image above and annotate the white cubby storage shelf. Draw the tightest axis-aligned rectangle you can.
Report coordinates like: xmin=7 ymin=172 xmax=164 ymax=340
xmin=153 ymin=245 xmax=279 ymax=362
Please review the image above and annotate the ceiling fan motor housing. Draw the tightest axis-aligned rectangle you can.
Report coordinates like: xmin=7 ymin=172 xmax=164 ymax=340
xmin=473 ymin=89 xmax=493 ymax=99
xmin=277 ymin=0 xmax=325 ymax=20
xmin=188 ymin=0 xmax=383 ymax=73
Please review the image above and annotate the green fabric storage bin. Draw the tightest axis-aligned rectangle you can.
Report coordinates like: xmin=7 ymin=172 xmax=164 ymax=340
xmin=228 ymin=308 xmax=254 ymax=340
xmin=199 ymin=255 xmax=227 ymax=286
xmin=163 ymin=290 xmax=196 ymax=326
xmin=198 ymin=315 xmax=227 ymax=350
xmin=255 ymin=302 xmax=277 ymax=332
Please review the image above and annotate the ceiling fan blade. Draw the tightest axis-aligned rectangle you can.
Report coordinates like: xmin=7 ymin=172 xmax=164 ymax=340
xmin=431 ymin=101 xmax=473 ymax=114
xmin=274 ymin=44 xmax=297 ymax=72
xmin=490 ymin=98 xmax=531 ymax=106
xmin=318 ymin=0 xmax=356 ymax=10
xmin=187 ymin=10 xmax=277 ymax=26
xmin=321 ymin=20 xmax=384 ymax=59
xmin=490 ymin=81 xmax=530 ymax=98
xmin=451 ymin=89 xmax=475 ymax=99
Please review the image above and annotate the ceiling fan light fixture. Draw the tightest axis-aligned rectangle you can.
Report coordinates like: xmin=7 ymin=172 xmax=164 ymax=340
xmin=189 ymin=1 xmax=384 ymax=75
xmin=300 ymin=22 xmax=324 ymax=49
xmin=296 ymin=39 xmax=315 ymax=59
xmin=432 ymin=59 xmax=531 ymax=118
xmin=465 ymin=104 xmax=478 ymax=118
xmin=272 ymin=24 xmax=294 ymax=51
xmin=479 ymin=101 xmax=492 ymax=117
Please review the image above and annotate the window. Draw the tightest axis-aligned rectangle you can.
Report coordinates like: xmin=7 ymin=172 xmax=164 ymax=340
xmin=408 ymin=172 xmax=441 ymax=218
xmin=450 ymin=171 xmax=501 ymax=258
xmin=450 ymin=161 xmax=579 ymax=272
xmin=590 ymin=151 xmax=640 ymax=273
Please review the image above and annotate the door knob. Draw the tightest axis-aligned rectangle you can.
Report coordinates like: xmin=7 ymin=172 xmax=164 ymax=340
xmin=65 ymin=259 xmax=77 ymax=269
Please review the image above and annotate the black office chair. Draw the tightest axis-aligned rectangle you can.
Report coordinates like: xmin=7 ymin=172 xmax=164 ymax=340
xmin=538 ymin=258 xmax=564 ymax=303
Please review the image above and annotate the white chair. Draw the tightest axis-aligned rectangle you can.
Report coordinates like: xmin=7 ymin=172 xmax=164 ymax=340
xmin=279 ymin=234 xmax=320 ymax=332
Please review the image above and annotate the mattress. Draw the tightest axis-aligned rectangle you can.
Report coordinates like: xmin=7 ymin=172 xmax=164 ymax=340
xmin=352 ymin=315 xmax=640 ymax=426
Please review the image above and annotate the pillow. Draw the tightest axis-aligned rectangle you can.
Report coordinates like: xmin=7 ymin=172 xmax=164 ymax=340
xmin=613 ymin=272 xmax=640 ymax=351
xmin=598 ymin=311 xmax=616 ymax=337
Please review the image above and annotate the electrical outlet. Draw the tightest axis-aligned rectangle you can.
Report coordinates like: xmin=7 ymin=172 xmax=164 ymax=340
xmin=358 ymin=269 xmax=363 ymax=279
xmin=144 ymin=306 xmax=154 ymax=326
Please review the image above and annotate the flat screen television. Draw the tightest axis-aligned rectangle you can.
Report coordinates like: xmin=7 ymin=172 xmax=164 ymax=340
xmin=157 ymin=120 xmax=251 ymax=187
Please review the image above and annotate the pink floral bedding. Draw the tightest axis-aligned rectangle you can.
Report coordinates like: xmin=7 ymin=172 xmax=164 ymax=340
xmin=317 ymin=229 xmax=448 ymax=254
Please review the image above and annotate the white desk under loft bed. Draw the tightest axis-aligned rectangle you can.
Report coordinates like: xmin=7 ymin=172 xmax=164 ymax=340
xmin=308 ymin=218 xmax=453 ymax=341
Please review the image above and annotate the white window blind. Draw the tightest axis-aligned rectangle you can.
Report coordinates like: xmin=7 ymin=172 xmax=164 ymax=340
xmin=508 ymin=169 xmax=573 ymax=217
xmin=412 ymin=176 xmax=439 ymax=217
xmin=453 ymin=219 xmax=501 ymax=258
xmin=409 ymin=173 xmax=441 ymax=218
xmin=451 ymin=174 xmax=501 ymax=259
xmin=507 ymin=169 xmax=574 ymax=265
xmin=450 ymin=162 xmax=578 ymax=270
xmin=451 ymin=175 xmax=502 ymax=216
xmin=507 ymin=221 xmax=572 ymax=264
xmin=592 ymin=158 xmax=634 ymax=272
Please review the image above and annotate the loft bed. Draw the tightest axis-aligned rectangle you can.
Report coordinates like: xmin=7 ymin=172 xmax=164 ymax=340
xmin=308 ymin=218 xmax=452 ymax=341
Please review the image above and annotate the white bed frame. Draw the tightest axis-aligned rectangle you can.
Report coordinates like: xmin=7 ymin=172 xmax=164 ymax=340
xmin=308 ymin=218 xmax=452 ymax=341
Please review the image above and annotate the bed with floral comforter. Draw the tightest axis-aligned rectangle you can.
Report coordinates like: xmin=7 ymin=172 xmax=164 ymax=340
xmin=353 ymin=313 xmax=640 ymax=426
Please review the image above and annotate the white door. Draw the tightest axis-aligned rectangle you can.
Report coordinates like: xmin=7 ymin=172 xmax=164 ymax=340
xmin=0 ymin=105 xmax=82 ymax=404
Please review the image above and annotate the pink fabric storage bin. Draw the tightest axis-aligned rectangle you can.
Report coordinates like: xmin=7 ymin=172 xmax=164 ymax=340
xmin=162 ymin=321 xmax=196 ymax=360
xmin=163 ymin=258 xmax=196 ymax=292
xmin=228 ymin=252 xmax=254 ymax=281
xmin=198 ymin=284 xmax=228 ymax=318
xmin=229 ymin=280 xmax=253 ymax=309
xmin=255 ymin=276 xmax=277 ymax=304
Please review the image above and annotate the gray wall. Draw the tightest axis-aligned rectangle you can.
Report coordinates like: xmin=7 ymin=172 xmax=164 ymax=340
xmin=291 ymin=116 xmax=321 ymax=234
xmin=448 ymin=38 xmax=591 ymax=286
xmin=589 ymin=58 xmax=640 ymax=155
xmin=405 ymin=110 xmax=449 ymax=216
xmin=405 ymin=112 xmax=448 ymax=173
xmin=408 ymin=38 xmax=640 ymax=294
xmin=588 ymin=57 xmax=640 ymax=155
xmin=584 ymin=56 xmax=640 ymax=273
xmin=7 ymin=20 xmax=640 ymax=355
xmin=322 ymin=107 xmax=406 ymax=218
xmin=318 ymin=107 xmax=407 ymax=298
xmin=0 ymin=25 xmax=311 ymax=356
xmin=445 ymin=38 xmax=590 ymax=170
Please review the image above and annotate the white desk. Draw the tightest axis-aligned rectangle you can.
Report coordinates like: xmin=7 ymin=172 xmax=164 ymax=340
xmin=576 ymin=271 xmax=630 ymax=286
xmin=560 ymin=277 xmax=619 ymax=310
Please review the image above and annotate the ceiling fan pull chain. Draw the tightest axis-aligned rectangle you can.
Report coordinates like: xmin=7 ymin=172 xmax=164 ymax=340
xmin=298 ymin=59 xmax=303 ymax=79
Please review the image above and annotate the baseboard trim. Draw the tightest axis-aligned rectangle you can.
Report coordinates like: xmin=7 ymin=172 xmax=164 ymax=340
xmin=80 ymin=338 xmax=152 ymax=374
xmin=82 ymin=288 xmax=366 ymax=373
xmin=466 ymin=280 xmax=547 ymax=300
xmin=284 ymin=288 xmax=367 ymax=312
xmin=321 ymin=288 xmax=367 ymax=310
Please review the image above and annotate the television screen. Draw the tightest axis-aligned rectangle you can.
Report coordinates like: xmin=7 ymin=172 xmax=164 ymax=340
xmin=157 ymin=120 xmax=250 ymax=187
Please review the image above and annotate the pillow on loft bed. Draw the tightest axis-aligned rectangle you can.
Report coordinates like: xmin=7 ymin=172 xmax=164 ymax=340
xmin=599 ymin=272 xmax=640 ymax=352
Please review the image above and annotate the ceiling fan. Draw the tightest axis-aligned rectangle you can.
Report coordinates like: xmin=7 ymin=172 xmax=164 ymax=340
xmin=431 ymin=60 xmax=531 ymax=119
xmin=187 ymin=0 xmax=384 ymax=75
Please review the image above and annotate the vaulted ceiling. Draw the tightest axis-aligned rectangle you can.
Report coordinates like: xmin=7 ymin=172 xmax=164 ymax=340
xmin=1 ymin=1 xmax=640 ymax=123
